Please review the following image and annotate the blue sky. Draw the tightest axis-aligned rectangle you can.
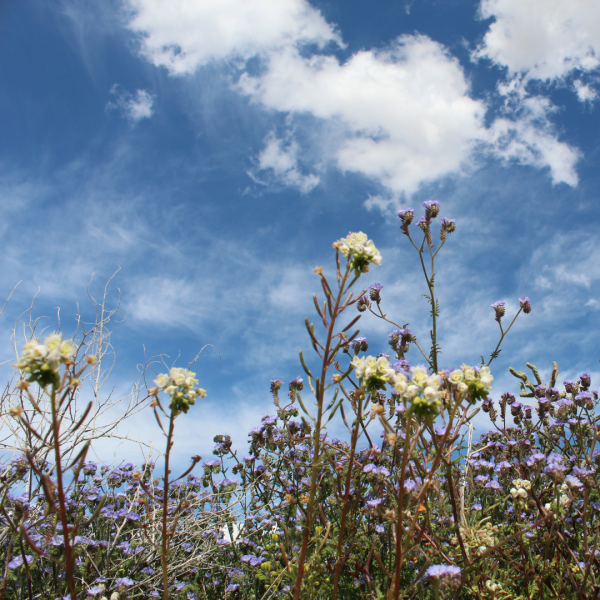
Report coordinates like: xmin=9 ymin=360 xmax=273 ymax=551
xmin=1 ymin=0 xmax=600 ymax=466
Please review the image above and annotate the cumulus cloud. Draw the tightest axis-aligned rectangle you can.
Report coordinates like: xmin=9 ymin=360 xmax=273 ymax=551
xmin=240 ymin=38 xmax=488 ymax=195
xmin=124 ymin=0 xmax=582 ymax=196
xmin=125 ymin=0 xmax=342 ymax=74
xmin=106 ymin=86 xmax=154 ymax=123
xmin=476 ymin=0 xmax=600 ymax=82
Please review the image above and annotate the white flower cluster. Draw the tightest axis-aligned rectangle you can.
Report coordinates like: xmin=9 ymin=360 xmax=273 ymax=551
xmin=509 ymin=478 xmax=531 ymax=499
xmin=544 ymin=481 xmax=576 ymax=512
xmin=335 ymin=231 xmax=381 ymax=271
xmin=447 ymin=365 xmax=493 ymax=395
xmin=14 ymin=333 xmax=76 ymax=384
xmin=351 ymin=356 xmax=442 ymax=417
xmin=154 ymin=367 xmax=206 ymax=414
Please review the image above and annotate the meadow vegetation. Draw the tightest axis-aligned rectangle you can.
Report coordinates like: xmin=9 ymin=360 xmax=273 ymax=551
xmin=1 ymin=201 xmax=599 ymax=600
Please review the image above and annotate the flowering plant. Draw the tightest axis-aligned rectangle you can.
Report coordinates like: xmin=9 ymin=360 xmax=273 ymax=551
xmin=3 ymin=200 xmax=600 ymax=600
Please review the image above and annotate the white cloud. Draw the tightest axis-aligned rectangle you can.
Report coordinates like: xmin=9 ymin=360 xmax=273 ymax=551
xmin=476 ymin=0 xmax=600 ymax=82
xmin=106 ymin=86 xmax=154 ymax=123
xmin=124 ymin=0 xmax=582 ymax=196
xmin=574 ymin=80 xmax=598 ymax=103
xmin=125 ymin=0 xmax=342 ymax=75
xmin=240 ymin=37 xmax=487 ymax=195
xmin=251 ymin=132 xmax=320 ymax=193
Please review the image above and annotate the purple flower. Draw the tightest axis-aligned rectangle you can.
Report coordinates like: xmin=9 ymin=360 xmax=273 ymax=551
xmin=115 ymin=578 xmax=134 ymax=588
xmin=485 ymin=479 xmax=503 ymax=492
xmin=423 ymin=199 xmax=440 ymax=220
xmin=573 ymin=466 xmax=595 ymax=487
xmin=86 ymin=588 xmax=104 ymax=597
xmin=440 ymin=217 xmax=456 ymax=241
xmin=269 ymin=378 xmax=283 ymax=394
xmin=369 ymin=283 xmax=383 ymax=302
xmin=565 ymin=475 xmax=583 ymax=489
xmin=225 ymin=585 xmax=240 ymax=593
xmin=544 ymin=461 xmax=568 ymax=483
xmin=575 ymin=391 xmax=594 ymax=408
xmin=580 ymin=373 xmax=591 ymax=389
xmin=518 ymin=296 xmax=531 ymax=313
xmin=366 ymin=498 xmax=384 ymax=509
xmin=289 ymin=377 xmax=304 ymax=391
xmin=351 ymin=337 xmax=369 ymax=352
xmin=471 ymin=503 xmax=482 ymax=511
xmin=397 ymin=207 xmax=415 ymax=229
xmin=425 ymin=564 xmax=461 ymax=580
xmin=495 ymin=461 xmax=512 ymax=473
xmin=491 ymin=300 xmax=505 ymax=322
xmin=8 ymin=555 xmax=33 ymax=569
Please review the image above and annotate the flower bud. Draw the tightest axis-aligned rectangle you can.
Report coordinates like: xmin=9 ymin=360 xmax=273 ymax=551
xmin=369 ymin=283 xmax=383 ymax=302
xmin=423 ymin=199 xmax=440 ymax=220
xmin=357 ymin=295 xmax=371 ymax=312
xmin=491 ymin=300 xmax=505 ymax=322
xmin=518 ymin=296 xmax=531 ymax=314
xmin=397 ymin=207 xmax=414 ymax=226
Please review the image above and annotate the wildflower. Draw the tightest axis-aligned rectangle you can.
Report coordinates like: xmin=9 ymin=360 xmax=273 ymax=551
xmin=356 ymin=295 xmax=371 ymax=312
xmin=336 ymin=231 xmax=382 ymax=274
xmin=8 ymin=555 xmax=33 ymax=569
xmin=398 ymin=207 xmax=415 ymax=225
xmin=269 ymin=378 xmax=283 ymax=394
xmin=424 ymin=564 xmax=461 ymax=592
xmin=351 ymin=355 xmax=397 ymax=393
xmin=313 ymin=266 xmax=323 ymax=275
xmin=14 ymin=333 xmax=76 ymax=387
xmin=572 ymin=466 xmax=595 ymax=488
xmin=491 ymin=300 xmax=505 ymax=322
xmin=575 ymin=391 xmax=594 ymax=409
xmin=439 ymin=217 xmax=456 ymax=242
xmin=398 ymin=207 xmax=415 ymax=235
xmin=288 ymin=377 xmax=303 ymax=393
xmin=154 ymin=367 xmax=202 ymax=414
xmin=423 ymin=199 xmax=440 ymax=220
xmin=369 ymin=282 xmax=383 ymax=302
xmin=564 ymin=475 xmax=583 ymax=489
xmin=518 ymin=296 xmax=531 ymax=313
xmin=580 ymin=373 xmax=591 ymax=389
xmin=544 ymin=460 xmax=568 ymax=484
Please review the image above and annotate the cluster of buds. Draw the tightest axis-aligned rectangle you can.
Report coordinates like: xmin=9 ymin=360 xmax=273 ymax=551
xmin=446 ymin=364 xmax=493 ymax=404
xmin=388 ymin=328 xmax=414 ymax=359
xmin=333 ymin=231 xmax=382 ymax=275
xmin=509 ymin=478 xmax=531 ymax=499
xmin=459 ymin=521 xmax=498 ymax=554
xmin=351 ymin=354 xmax=397 ymax=393
xmin=14 ymin=333 xmax=77 ymax=387
xmin=398 ymin=200 xmax=456 ymax=246
xmin=153 ymin=367 xmax=206 ymax=414
xmin=485 ymin=580 xmax=503 ymax=594
xmin=492 ymin=296 xmax=533 ymax=323
xmin=351 ymin=355 xmax=444 ymax=418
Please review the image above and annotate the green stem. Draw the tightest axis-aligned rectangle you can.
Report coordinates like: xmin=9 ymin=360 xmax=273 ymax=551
xmin=331 ymin=393 xmax=364 ymax=600
xmin=293 ymin=266 xmax=351 ymax=600
xmin=51 ymin=383 xmax=78 ymax=600
xmin=162 ymin=412 xmax=176 ymax=600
